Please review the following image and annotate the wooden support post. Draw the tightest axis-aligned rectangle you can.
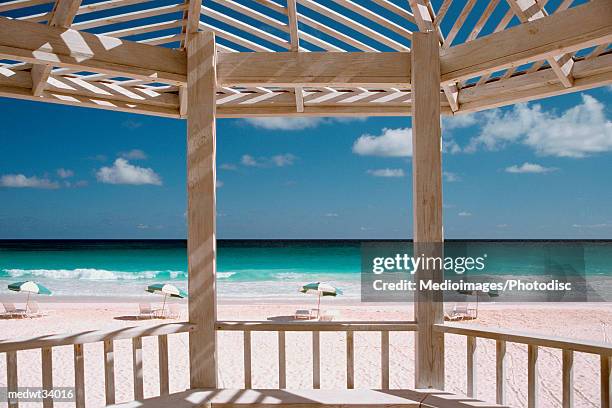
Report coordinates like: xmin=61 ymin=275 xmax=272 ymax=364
xmin=412 ymin=30 xmax=445 ymax=390
xmin=187 ymin=30 xmax=218 ymax=389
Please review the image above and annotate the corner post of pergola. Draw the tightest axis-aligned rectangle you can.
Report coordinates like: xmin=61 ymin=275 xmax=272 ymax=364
xmin=411 ymin=30 xmax=445 ymax=389
xmin=186 ymin=30 xmax=218 ymax=389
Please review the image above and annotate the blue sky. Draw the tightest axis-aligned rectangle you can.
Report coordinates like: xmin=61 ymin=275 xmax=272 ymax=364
xmin=0 ymin=86 xmax=610 ymax=239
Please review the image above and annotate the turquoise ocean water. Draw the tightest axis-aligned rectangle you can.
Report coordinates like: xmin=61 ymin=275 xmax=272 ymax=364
xmin=0 ymin=240 xmax=611 ymax=300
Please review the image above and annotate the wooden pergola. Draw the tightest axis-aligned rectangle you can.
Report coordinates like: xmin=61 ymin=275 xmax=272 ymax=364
xmin=1 ymin=0 xmax=611 ymax=407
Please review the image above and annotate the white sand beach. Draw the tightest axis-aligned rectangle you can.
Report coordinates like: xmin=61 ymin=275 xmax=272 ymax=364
xmin=0 ymin=300 xmax=610 ymax=408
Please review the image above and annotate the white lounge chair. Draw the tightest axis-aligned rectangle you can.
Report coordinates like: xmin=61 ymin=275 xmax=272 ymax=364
xmin=166 ymin=303 xmax=181 ymax=319
xmin=138 ymin=303 xmax=156 ymax=319
xmin=294 ymin=309 xmax=312 ymax=320
xmin=2 ymin=302 xmax=27 ymax=318
xmin=27 ymin=301 xmax=49 ymax=318
xmin=448 ymin=304 xmax=472 ymax=321
xmin=319 ymin=309 xmax=338 ymax=321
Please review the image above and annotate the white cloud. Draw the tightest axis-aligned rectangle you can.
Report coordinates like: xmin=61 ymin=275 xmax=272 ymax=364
xmin=271 ymin=154 xmax=296 ymax=167
xmin=243 ymin=117 xmax=325 ymax=130
xmin=458 ymin=211 xmax=472 ymax=217
xmin=497 ymin=224 xmax=509 ymax=228
xmin=0 ymin=174 xmax=59 ymax=189
xmin=57 ymin=168 xmax=74 ymax=178
xmin=241 ymin=155 xmax=258 ymax=167
xmin=119 ymin=149 xmax=147 ymax=160
xmin=96 ymin=158 xmax=162 ymax=185
xmin=242 ymin=117 xmax=365 ymax=131
xmin=505 ymin=162 xmax=557 ymax=174
xmin=220 ymin=163 xmax=237 ymax=171
xmin=325 ymin=213 xmax=339 ymax=217
xmin=443 ymin=171 xmax=460 ymax=182
xmin=241 ymin=153 xmax=296 ymax=167
xmin=353 ymin=127 xmax=412 ymax=157
xmin=367 ymin=168 xmax=405 ymax=177
xmin=466 ymin=95 xmax=612 ymax=158
xmin=217 ymin=180 xmax=224 ymax=188
xmin=442 ymin=114 xmax=477 ymax=130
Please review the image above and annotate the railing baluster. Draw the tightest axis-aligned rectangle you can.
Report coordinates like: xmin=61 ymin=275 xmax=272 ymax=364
xmin=6 ymin=351 xmax=18 ymax=408
xmin=496 ymin=340 xmax=506 ymax=405
xmin=528 ymin=344 xmax=539 ymax=408
xmin=104 ymin=340 xmax=116 ymax=405
xmin=132 ymin=337 xmax=144 ymax=400
xmin=312 ymin=331 xmax=320 ymax=389
xmin=243 ymin=331 xmax=252 ymax=388
xmin=41 ymin=347 xmax=53 ymax=408
xmin=562 ymin=349 xmax=574 ymax=408
xmin=466 ymin=336 xmax=477 ymax=398
xmin=346 ymin=331 xmax=354 ymax=389
xmin=381 ymin=331 xmax=389 ymax=390
xmin=602 ymin=355 xmax=611 ymax=408
xmin=158 ymin=335 xmax=169 ymax=395
xmin=74 ymin=344 xmax=85 ymax=408
xmin=278 ymin=331 xmax=286 ymax=389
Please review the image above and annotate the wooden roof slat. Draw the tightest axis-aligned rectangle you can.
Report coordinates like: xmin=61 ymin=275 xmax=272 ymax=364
xmin=101 ymin=19 xmax=184 ymax=38
xmin=370 ymin=0 xmax=416 ymax=25
xmin=332 ymin=0 xmax=412 ymax=40
xmin=139 ymin=33 xmax=185 ymax=46
xmin=0 ymin=0 xmax=53 ymax=13
xmin=72 ymin=3 xmax=187 ymax=31
xmin=296 ymin=12 xmax=377 ymax=52
xmin=297 ymin=0 xmax=409 ymax=51
xmin=198 ymin=21 xmax=273 ymax=52
xmin=298 ymin=30 xmax=347 ymax=52
xmin=210 ymin=0 xmax=288 ymax=34
xmin=442 ymin=0 xmax=478 ymax=49
xmin=434 ymin=0 xmax=452 ymax=27
xmin=201 ymin=6 xmax=290 ymax=50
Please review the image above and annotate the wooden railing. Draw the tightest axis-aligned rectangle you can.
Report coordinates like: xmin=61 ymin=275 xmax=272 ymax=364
xmin=435 ymin=323 xmax=612 ymax=408
xmin=0 ymin=322 xmax=195 ymax=408
xmin=215 ymin=321 xmax=417 ymax=390
xmin=3 ymin=321 xmax=611 ymax=407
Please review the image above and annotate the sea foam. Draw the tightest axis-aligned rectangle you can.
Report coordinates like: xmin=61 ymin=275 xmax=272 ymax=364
xmin=2 ymin=268 xmax=187 ymax=280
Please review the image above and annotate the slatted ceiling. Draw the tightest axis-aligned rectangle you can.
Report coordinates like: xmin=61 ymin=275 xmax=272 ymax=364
xmin=297 ymin=0 xmax=410 ymax=51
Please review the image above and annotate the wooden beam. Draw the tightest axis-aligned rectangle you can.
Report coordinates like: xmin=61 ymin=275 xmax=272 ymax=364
xmin=506 ymin=0 xmax=574 ymax=87
xmin=286 ymin=0 xmax=304 ymax=113
xmin=31 ymin=0 xmax=82 ymax=96
xmin=411 ymin=31 xmax=444 ymax=390
xmin=187 ymin=30 xmax=218 ymax=389
xmin=457 ymin=53 xmax=612 ymax=113
xmin=408 ymin=0 xmax=459 ymax=112
xmin=0 ymin=16 xmax=187 ymax=86
xmin=217 ymin=52 xmax=411 ymax=87
xmin=440 ymin=0 xmax=612 ymax=84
